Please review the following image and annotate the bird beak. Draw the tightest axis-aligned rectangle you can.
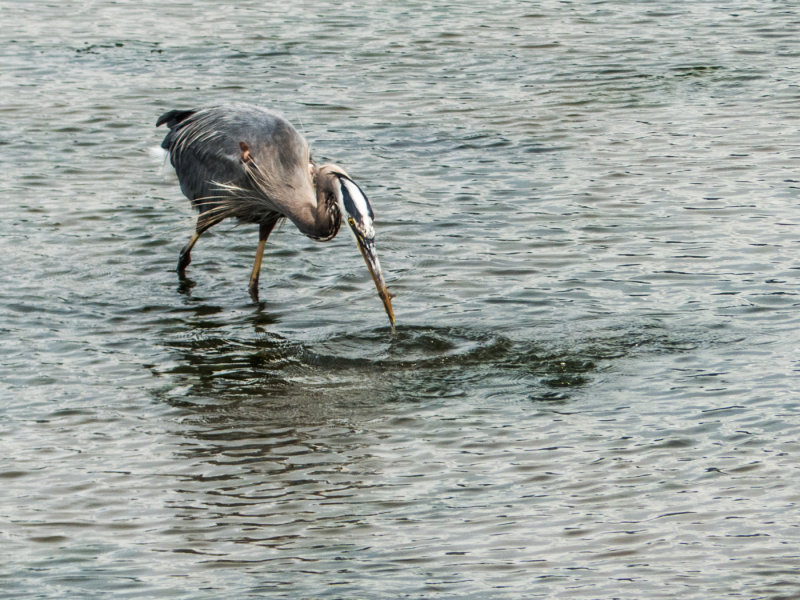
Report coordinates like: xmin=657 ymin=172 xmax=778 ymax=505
xmin=350 ymin=221 xmax=395 ymax=330
xmin=335 ymin=173 xmax=395 ymax=330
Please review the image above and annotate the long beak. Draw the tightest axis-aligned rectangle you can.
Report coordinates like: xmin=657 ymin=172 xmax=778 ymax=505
xmin=351 ymin=225 xmax=395 ymax=330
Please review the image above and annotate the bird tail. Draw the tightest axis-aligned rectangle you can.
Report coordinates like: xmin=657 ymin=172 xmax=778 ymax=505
xmin=155 ymin=109 xmax=197 ymax=129
xmin=156 ymin=109 xmax=200 ymax=152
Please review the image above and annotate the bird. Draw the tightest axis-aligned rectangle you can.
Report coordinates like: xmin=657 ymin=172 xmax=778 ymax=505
xmin=156 ymin=103 xmax=395 ymax=328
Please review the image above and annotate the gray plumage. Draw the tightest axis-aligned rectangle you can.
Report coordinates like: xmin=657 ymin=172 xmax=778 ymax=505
xmin=156 ymin=103 xmax=395 ymax=327
xmin=158 ymin=103 xmax=335 ymax=239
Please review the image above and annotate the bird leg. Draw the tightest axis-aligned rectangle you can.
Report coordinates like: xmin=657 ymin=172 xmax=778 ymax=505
xmin=178 ymin=217 xmax=216 ymax=273
xmin=248 ymin=219 xmax=278 ymax=300
xmin=178 ymin=232 xmax=200 ymax=273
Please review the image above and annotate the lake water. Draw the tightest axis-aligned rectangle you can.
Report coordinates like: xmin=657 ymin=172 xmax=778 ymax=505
xmin=2 ymin=1 xmax=799 ymax=598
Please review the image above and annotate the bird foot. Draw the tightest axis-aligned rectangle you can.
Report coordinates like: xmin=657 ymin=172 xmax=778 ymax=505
xmin=177 ymin=250 xmax=191 ymax=273
xmin=248 ymin=280 xmax=260 ymax=302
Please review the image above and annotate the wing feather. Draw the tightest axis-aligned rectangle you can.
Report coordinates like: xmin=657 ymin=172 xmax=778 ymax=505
xmin=157 ymin=104 xmax=314 ymax=226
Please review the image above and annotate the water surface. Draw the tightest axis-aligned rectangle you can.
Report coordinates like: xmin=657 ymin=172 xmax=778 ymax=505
xmin=2 ymin=1 xmax=799 ymax=598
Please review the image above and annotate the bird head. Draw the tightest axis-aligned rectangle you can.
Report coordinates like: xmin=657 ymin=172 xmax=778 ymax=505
xmin=319 ymin=165 xmax=395 ymax=330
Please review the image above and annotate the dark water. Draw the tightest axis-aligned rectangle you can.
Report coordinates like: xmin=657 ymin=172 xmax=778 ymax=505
xmin=2 ymin=1 xmax=800 ymax=598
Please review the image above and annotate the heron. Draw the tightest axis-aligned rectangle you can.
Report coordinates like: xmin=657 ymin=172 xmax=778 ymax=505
xmin=156 ymin=103 xmax=395 ymax=328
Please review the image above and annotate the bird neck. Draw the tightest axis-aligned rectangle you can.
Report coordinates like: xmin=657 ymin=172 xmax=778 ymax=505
xmin=306 ymin=183 xmax=342 ymax=242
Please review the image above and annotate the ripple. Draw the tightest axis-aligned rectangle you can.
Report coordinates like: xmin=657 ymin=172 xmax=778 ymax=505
xmin=301 ymin=325 xmax=510 ymax=369
xmin=4 ymin=2 xmax=800 ymax=599
xmin=154 ymin=320 xmax=706 ymax=414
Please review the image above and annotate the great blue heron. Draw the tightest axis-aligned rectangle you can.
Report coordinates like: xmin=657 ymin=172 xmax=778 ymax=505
xmin=156 ymin=103 xmax=395 ymax=328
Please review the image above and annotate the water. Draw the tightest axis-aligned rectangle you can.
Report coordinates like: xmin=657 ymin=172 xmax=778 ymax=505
xmin=2 ymin=1 xmax=799 ymax=598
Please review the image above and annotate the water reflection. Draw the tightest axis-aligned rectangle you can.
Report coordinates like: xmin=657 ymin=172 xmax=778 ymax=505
xmin=161 ymin=326 xmax=551 ymax=408
xmin=150 ymin=319 xmax=706 ymax=596
xmin=176 ymin=273 xmax=196 ymax=296
xmin=6 ymin=1 xmax=800 ymax=596
xmin=157 ymin=317 xmax=698 ymax=418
